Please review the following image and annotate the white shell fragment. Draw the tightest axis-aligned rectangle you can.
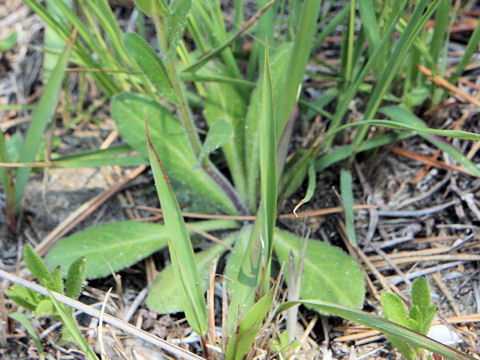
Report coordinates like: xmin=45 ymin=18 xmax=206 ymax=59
xmin=427 ymin=325 xmax=462 ymax=346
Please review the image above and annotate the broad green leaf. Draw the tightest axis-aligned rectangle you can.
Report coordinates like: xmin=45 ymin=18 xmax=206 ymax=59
xmin=316 ymin=132 xmax=411 ymax=171
xmin=111 ymin=93 xmax=236 ymax=214
xmin=379 ymin=105 xmax=480 ymax=177
xmin=165 ymin=0 xmax=191 ymax=60
xmin=14 ymin=32 xmax=73 ymax=213
xmin=146 ymin=231 xmax=237 ymax=314
xmin=46 ymin=220 xmax=236 ymax=279
xmin=195 ymin=118 xmax=234 ymax=168
xmin=277 ymin=300 xmax=476 ymax=360
xmin=146 ymin=124 xmax=207 ymax=335
xmin=245 ymin=43 xmax=293 ymax=211
xmin=340 ymin=168 xmax=356 ymax=245
xmin=226 ymin=290 xmax=274 ymax=360
xmin=24 ymin=244 xmax=54 ymax=288
xmin=65 ymin=257 xmax=86 ymax=300
xmin=259 ymin=45 xmax=276 ymax=264
xmin=9 ymin=312 xmax=45 ymax=360
xmin=274 ymin=229 xmax=365 ymax=309
xmin=122 ymin=33 xmax=177 ymax=103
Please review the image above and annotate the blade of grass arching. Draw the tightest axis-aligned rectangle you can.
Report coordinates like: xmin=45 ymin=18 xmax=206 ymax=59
xmin=13 ymin=32 xmax=74 ymax=213
xmin=276 ymin=0 xmax=323 ymax=136
xmin=48 ymin=292 xmax=99 ymax=360
xmin=292 ymin=162 xmax=316 ymax=215
xmin=326 ymin=0 xmax=407 ymax=147
xmin=351 ymin=0 xmax=442 ymax=156
xmin=340 ymin=168 xmax=356 ymax=245
xmin=146 ymin=121 xmax=207 ymax=336
xmin=277 ymin=300 xmax=476 ymax=360
xmin=9 ymin=312 xmax=45 ymax=360
xmin=315 ymin=132 xmax=411 ymax=171
xmin=379 ymin=105 xmax=480 ymax=177
xmin=447 ymin=12 xmax=480 ymax=86
xmin=259 ymin=44 xmax=276 ymax=271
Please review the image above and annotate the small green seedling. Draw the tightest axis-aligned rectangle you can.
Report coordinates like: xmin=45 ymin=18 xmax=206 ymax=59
xmin=5 ymin=245 xmax=97 ymax=359
xmin=380 ymin=277 xmax=437 ymax=360
xmin=270 ymin=331 xmax=301 ymax=359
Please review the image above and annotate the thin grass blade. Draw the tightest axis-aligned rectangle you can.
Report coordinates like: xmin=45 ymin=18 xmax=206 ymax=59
xmin=13 ymin=31 xmax=74 ymax=213
xmin=146 ymin=121 xmax=207 ymax=335
xmin=277 ymin=300 xmax=476 ymax=360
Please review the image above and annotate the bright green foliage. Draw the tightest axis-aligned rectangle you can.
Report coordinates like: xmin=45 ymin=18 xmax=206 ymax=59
xmin=225 ymin=290 xmax=274 ymax=360
xmin=17 ymin=0 xmax=480 ymax=358
xmin=270 ymin=331 xmax=301 ymax=359
xmin=381 ymin=277 xmax=437 ymax=360
xmin=6 ymin=246 xmax=94 ymax=357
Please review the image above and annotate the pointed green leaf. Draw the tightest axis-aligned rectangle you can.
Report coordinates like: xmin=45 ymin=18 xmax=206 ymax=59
xmin=274 ymin=229 xmax=365 ymax=310
xmin=226 ymin=290 xmax=274 ymax=360
xmin=9 ymin=312 xmax=45 ymax=360
xmin=24 ymin=244 xmax=54 ymax=288
xmin=146 ymin=122 xmax=207 ymax=335
xmin=122 ymin=33 xmax=177 ymax=103
xmin=146 ymin=231 xmax=237 ymax=314
xmin=293 ymin=162 xmax=316 ymax=215
xmin=5 ymin=285 xmax=40 ymax=311
xmin=259 ymin=44 xmax=277 ymax=262
xmin=14 ymin=32 xmax=73 ymax=213
xmin=65 ymin=257 xmax=86 ymax=300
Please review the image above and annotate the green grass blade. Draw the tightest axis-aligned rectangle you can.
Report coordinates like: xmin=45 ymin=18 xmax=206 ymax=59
xmin=429 ymin=0 xmax=450 ymax=70
xmin=146 ymin=121 xmax=208 ymax=335
xmin=351 ymin=0 xmax=442 ymax=155
xmin=340 ymin=168 xmax=356 ymax=245
xmin=327 ymin=0 xmax=408 ymax=144
xmin=292 ymin=162 xmax=316 ymax=215
xmin=259 ymin=44 xmax=276 ymax=265
xmin=276 ymin=0 xmax=323 ymax=135
xmin=448 ymin=14 xmax=480 ymax=86
xmin=48 ymin=292 xmax=99 ymax=360
xmin=9 ymin=312 xmax=45 ymax=360
xmin=13 ymin=33 xmax=73 ymax=212
xmin=277 ymin=300 xmax=476 ymax=360
xmin=51 ymin=145 xmax=147 ymax=168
